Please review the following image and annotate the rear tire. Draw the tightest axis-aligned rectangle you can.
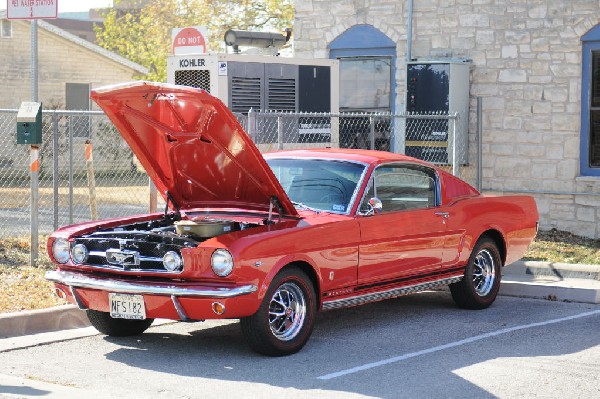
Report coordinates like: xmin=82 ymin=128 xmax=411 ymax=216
xmin=450 ymin=238 xmax=502 ymax=310
xmin=86 ymin=309 xmax=154 ymax=336
xmin=241 ymin=268 xmax=316 ymax=356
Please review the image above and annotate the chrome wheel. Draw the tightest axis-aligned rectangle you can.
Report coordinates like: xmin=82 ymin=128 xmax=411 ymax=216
xmin=268 ymin=282 xmax=306 ymax=341
xmin=241 ymin=268 xmax=316 ymax=356
xmin=472 ymin=249 xmax=496 ymax=296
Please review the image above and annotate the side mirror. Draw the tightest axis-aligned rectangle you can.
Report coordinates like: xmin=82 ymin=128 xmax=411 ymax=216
xmin=366 ymin=197 xmax=382 ymax=215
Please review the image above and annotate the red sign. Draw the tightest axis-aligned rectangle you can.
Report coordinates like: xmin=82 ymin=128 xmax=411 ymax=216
xmin=172 ymin=26 xmax=208 ymax=55
xmin=7 ymin=0 xmax=58 ymax=19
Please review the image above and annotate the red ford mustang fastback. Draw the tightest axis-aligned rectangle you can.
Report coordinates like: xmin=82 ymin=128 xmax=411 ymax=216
xmin=46 ymin=82 xmax=538 ymax=356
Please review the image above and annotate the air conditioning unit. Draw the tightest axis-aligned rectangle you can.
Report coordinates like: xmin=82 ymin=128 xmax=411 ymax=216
xmin=167 ymin=53 xmax=340 ymax=149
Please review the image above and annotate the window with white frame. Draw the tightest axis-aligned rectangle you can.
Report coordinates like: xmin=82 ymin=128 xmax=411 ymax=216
xmin=1 ymin=20 xmax=12 ymax=38
xmin=339 ymin=57 xmax=392 ymax=112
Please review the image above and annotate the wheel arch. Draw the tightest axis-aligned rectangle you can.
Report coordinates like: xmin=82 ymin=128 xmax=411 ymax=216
xmin=478 ymin=229 xmax=507 ymax=266
xmin=283 ymin=261 xmax=322 ymax=309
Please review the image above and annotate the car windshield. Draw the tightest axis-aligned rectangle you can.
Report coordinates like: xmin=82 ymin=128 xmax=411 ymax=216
xmin=267 ymin=158 xmax=366 ymax=214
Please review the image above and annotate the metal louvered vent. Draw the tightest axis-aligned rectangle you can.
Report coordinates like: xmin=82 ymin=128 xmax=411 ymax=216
xmin=268 ymin=78 xmax=296 ymax=111
xmin=174 ymin=70 xmax=211 ymax=92
xmin=231 ymin=77 xmax=261 ymax=113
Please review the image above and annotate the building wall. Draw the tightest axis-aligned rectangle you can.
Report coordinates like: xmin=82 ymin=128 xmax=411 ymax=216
xmin=294 ymin=0 xmax=600 ymax=239
xmin=0 ymin=19 xmax=139 ymax=109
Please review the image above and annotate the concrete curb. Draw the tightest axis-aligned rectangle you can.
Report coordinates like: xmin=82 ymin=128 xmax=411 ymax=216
xmin=0 ymin=304 xmax=90 ymax=338
xmin=507 ymin=260 xmax=600 ymax=280
xmin=501 ymin=261 xmax=600 ymax=304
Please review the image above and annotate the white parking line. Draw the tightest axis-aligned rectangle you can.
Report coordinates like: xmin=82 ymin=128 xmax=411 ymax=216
xmin=317 ymin=309 xmax=600 ymax=380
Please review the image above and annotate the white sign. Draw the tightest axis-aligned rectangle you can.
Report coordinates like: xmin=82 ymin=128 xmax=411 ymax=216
xmin=218 ymin=61 xmax=228 ymax=76
xmin=171 ymin=26 xmax=208 ymax=55
xmin=7 ymin=0 xmax=58 ymax=20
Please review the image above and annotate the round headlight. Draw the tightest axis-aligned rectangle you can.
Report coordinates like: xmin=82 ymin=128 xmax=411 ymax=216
xmin=162 ymin=251 xmax=183 ymax=272
xmin=211 ymin=249 xmax=233 ymax=277
xmin=52 ymin=238 xmax=70 ymax=264
xmin=70 ymin=244 xmax=89 ymax=264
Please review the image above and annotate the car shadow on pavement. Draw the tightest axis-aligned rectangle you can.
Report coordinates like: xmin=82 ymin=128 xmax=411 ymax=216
xmin=102 ymin=291 xmax=600 ymax=398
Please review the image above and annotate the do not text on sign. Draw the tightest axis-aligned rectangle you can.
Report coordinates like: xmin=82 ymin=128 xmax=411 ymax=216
xmin=172 ymin=26 xmax=209 ymax=55
xmin=7 ymin=0 xmax=58 ymax=19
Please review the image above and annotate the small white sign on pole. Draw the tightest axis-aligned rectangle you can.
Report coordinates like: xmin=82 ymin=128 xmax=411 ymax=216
xmin=7 ymin=0 xmax=58 ymax=20
xmin=172 ymin=26 xmax=209 ymax=55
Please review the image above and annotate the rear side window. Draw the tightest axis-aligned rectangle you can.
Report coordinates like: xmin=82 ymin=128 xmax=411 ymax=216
xmin=360 ymin=165 xmax=437 ymax=213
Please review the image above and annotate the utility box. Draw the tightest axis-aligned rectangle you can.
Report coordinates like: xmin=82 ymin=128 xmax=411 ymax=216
xmin=405 ymin=61 xmax=470 ymax=164
xmin=16 ymin=102 xmax=43 ymax=145
xmin=167 ymin=53 xmax=339 ymax=113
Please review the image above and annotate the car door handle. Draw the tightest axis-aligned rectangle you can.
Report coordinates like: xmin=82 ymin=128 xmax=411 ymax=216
xmin=434 ymin=212 xmax=449 ymax=218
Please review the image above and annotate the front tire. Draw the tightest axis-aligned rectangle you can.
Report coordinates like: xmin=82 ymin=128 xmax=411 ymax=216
xmin=241 ymin=268 xmax=316 ymax=356
xmin=450 ymin=238 xmax=502 ymax=310
xmin=86 ymin=310 xmax=154 ymax=336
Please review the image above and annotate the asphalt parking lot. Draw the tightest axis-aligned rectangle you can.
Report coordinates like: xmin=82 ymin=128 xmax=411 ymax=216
xmin=1 ymin=291 xmax=599 ymax=399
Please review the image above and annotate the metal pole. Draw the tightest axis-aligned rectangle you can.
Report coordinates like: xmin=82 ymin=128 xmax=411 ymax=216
xmin=30 ymin=20 xmax=39 ymax=266
xmin=30 ymin=146 xmax=40 ymax=266
xmin=277 ymin=116 xmax=284 ymax=150
xmin=31 ymin=20 xmax=38 ymax=102
xmin=369 ymin=116 xmax=376 ymax=150
xmin=52 ymin=112 xmax=59 ymax=230
xmin=476 ymin=97 xmax=483 ymax=191
xmin=452 ymin=115 xmax=459 ymax=177
xmin=68 ymin=117 xmax=73 ymax=224
xmin=406 ymin=0 xmax=414 ymax=62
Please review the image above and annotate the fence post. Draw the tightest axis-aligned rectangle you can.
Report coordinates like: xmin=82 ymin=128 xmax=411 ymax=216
xmin=476 ymin=97 xmax=483 ymax=191
xmin=248 ymin=108 xmax=256 ymax=142
xmin=149 ymin=179 xmax=157 ymax=213
xmin=451 ymin=114 xmax=459 ymax=178
xmin=30 ymin=145 xmax=40 ymax=266
xmin=277 ymin=115 xmax=284 ymax=150
xmin=394 ymin=114 xmax=406 ymax=154
xmin=52 ymin=112 xmax=59 ymax=230
xmin=85 ymin=140 xmax=98 ymax=220
xmin=369 ymin=116 xmax=376 ymax=150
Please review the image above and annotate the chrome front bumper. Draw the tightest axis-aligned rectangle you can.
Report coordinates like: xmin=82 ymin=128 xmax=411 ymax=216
xmin=45 ymin=270 xmax=258 ymax=298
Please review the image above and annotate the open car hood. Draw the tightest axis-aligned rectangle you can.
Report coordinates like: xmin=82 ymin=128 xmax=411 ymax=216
xmin=91 ymin=81 xmax=297 ymax=216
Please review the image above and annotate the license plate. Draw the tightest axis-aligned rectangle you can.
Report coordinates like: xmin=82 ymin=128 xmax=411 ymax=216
xmin=109 ymin=293 xmax=146 ymax=320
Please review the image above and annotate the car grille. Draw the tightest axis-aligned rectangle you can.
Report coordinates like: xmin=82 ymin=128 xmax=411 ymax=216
xmin=72 ymin=233 xmax=195 ymax=273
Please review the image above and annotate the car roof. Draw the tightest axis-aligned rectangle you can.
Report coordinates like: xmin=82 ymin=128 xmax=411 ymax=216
xmin=263 ymin=148 xmax=432 ymax=167
xmin=264 ymin=148 xmax=481 ymax=204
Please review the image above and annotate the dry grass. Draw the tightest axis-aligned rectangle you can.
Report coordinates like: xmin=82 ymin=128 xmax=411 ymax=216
xmin=0 ymin=229 xmax=598 ymax=313
xmin=524 ymin=229 xmax=600 ymax=265
xmin=0 ymin=237 xmax=65 ymax=313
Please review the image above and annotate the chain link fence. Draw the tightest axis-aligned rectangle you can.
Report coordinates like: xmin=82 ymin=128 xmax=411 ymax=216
xmin=242 ymin=110 xmax=477 ymax=185
xmin=0 ymin=109 xmax=156 ymax=241
xmin=0 ymin=108 xmax=478 ymax=263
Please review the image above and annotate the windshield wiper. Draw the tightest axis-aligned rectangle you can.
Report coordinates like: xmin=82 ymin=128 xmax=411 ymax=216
xmin=291 ymin=201 xmax=321 ymax=213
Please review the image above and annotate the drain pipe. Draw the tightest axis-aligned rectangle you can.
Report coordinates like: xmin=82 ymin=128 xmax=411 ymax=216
xmin=406 ymin=0 xmax=414 ymax=62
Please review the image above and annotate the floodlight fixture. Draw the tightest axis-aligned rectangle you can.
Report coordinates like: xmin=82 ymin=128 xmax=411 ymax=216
xmin=224 ymin=29 xmax=291 ymax=53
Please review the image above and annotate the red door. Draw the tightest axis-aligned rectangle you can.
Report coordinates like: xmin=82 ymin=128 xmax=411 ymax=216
xmin=357 ymin=208 xmax=448 ymax=285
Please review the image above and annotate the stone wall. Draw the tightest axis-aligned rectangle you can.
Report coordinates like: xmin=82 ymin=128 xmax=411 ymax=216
xmin=0 ymin=19 xmax=140 ymax=109
xmin=294 ymin=0 xmax=600 ymax=238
